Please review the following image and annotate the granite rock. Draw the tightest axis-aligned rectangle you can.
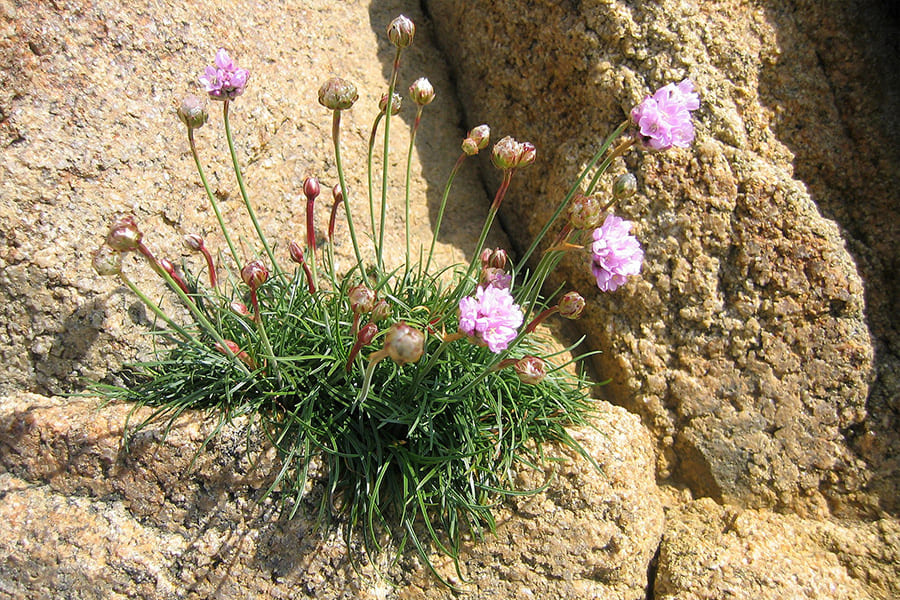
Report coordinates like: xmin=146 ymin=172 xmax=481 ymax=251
xmin=424 ymin=0 xmax=895 ymax=516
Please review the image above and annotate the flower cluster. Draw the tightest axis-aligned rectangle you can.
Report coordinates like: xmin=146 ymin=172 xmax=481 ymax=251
xmin=93 ymin=14 xmax=699 ymax=587
xmin=631 ymin=78 xmax=699 ymax=150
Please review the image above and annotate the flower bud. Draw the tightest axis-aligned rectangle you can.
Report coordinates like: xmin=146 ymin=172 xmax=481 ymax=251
xmin=491 ymin=136 xmax=536 ymax=170
xmin=371 ymin=299 xmax=391 ymax=322
xmin=384 ymin=322 xmax=424 ymax=365
xmin=487 ymin=248 xmax=508 ymax=270
xmin=568 ymin=194 xmax=603 ymax=230
xmin=409 ymin=77 xmax=435 ymax=106
xmin=92 ymin=245 xmax=122 ymax=276
xmin=289 ymin=241 xmax=305 ymax=264
xmin=304 ymin=176 xmax=321 ymax=201
xmin=514 ymin=356 xmax=546 ymax=385
xmin=480 ymin=248 xmax=493 ymax=268
xmin=348 ymin=283 xmax=376 ymax=314
xmin=387 ymin=15 xmax=415 ymax=48
xmin=379 ymin=92 xmax=402 ymax=115
xmin=158 ymin=257 xmax=177 ymax=277
xmin=106 ymin=215 xmax=143 ymax=252
xmin=358 ymin=323 xmax=378 ymax=346
xmin=241 ymin=259 xmax=268 ymax=290
xmin=557 ymin=291 xmax=585 ymax=319
xmin=182 ymin=233 xmax=204 ymax=252
xmin=318 ymin=77 xmax=358 ymax=111
xmin=177 ymin=95 xmax=208 ymax=130
xmin=613 ymin=172 xmax=638 ymax=200
xmin=461 ymin=124 xmax=491 ymax=156
xmin=230 ymin=301 xmax=252 ymax=317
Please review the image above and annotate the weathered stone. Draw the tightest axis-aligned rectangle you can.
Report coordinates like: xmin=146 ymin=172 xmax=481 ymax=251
xmin=425 ymin=0 xmax=890 ymax=515
xmin=0 ymin=393 xmax=663 ymax=599
xmin=655 ymin=498 xmax=900 ymax=600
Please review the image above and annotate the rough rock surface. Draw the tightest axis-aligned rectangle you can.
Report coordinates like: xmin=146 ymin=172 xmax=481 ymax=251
xmin=0 ymin=0 xmax=663 ymax=597
xmin=0 ymin=394 xmax=663 ymax=599
xmin=424 ymin=0 xmax=897 ymax=517
xmin=654 ymin=498 xmax=900 ymax=600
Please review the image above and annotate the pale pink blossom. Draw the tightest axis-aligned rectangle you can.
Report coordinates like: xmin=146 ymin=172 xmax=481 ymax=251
xmin=590 ymin=214 xmax=643 ymax=292
xmin=458 ymin=285 xmax=523 ymax=353
xmin=200 ymin=49 xmax=249 ymax=101
xmin=630 ymin=78 xmax=699 ymax=151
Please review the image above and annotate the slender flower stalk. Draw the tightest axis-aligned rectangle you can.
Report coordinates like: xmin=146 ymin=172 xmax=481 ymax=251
xmin=241 ymin=260 xmax=281 ymax=382
xmin=424 ymin=152 xmax=466 ymax=276
xmin=223 ymin=100 xmax=283 ymax=281
xmin=184 ymin=234 xmax=217 ymax=288
xmin=404 ymin=81 xmax=432 ymax=273
xmin=377 ymin=51 xmax=405 ymax=272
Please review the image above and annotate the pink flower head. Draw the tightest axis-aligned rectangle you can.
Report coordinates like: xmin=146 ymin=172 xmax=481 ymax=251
xmin=590 ymin=214 xmax=643 ymax=292
xmin=630 ymin=78 xmax=699 ymax=151
xmin=200 ymin=49 xmax=249 ymax=101
xmin=458 ymin=285 xmax=524 ymax=353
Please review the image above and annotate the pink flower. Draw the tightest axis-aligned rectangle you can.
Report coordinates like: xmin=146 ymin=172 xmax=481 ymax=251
xmin=458 ymin=285 xmax=524 ymax=353
xmin=590 ymin=214 xmax=643 ymax=292
xmin=630 ymin=78 xmax=699 ymax=151
xmin=200 ymin=49 xmax=249 ymax=101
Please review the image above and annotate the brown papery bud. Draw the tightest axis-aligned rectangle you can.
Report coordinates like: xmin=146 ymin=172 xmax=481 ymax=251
xmin=241 ymin=259 xmax=268 ymax=290
xmin=357 ymin=323 xmax=378 ymax=346
xmin=348 ymin=283 xmax=376 ymax=314
xmin=318 ymin=77 xmax=358 ymax=111
xmin=557 ymin=291 xmax=585 ymax=319
xmin=384 ymin=322 xmax=424 ymax=365
xmin=182 ymin=233 xmax=204 ymax=251
xmin=371 ymin=299 xmax=391 ymax=322
xmin=379 ymin=92 xmax=402 ymax=115
xmin=177 ymin=95 xmax=208 ymax=130
xmin=409 ymin=77 xmax=435 ymax=106
xmin=106 ymin=215 xmax=143 ymax=252
xmin=568 ymin=194 xmax=603 ymax=230
xmin=613 ymin=172 xmax=638 ymax=200
xmin=514 ymin=356 xmax=546 ymax=385
xmin=92 ymin=245 xmax=122 ymax=276
xmin=387 ymin=15 xmax=415 ymax=48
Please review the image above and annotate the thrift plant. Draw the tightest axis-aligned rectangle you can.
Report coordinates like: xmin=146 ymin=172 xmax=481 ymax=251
xmin=91 ymin=15 xmax=698 ymax=584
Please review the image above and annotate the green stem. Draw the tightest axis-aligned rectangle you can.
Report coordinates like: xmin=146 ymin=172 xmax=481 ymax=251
xmin=513 ymin=120 xmax=630 ymax=275
xmin=332 ymin=110 xmax=364 ymax=269
xmin=367 ymin=113 xmax=384 ymax=244
xmin=118 ymin=271 xmax=198 ymax=345
xmin=250 ymin=288 xmax=282 ymax=385
xmin=188 ymin=128 xmax=241 ymax=268
xmin=223 ymin=100 xmax=283 ymax=280
xmin=424 ymin=153 xmax=466 ymax=276
xmin=404 ymin=107 xmax=424 ymax=275
xmin=377 ymin=47 xmax=403 ymax=273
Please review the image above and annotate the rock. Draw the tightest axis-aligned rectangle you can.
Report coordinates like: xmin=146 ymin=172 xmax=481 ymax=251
xmin=0 ymin=392 xmax=663 ymax=599
xmin=654 ymin=498 xmax=900 ymax=600
xmin=424 ymin=0 xmax=893 ymax=515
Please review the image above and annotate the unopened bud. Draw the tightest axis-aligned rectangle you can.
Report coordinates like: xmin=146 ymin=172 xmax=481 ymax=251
xmin=332 ymin=184 xmax=343 ymax=203
xmin=230 ymin=301 xmax=252 ymax=317
xmin=318 ymin=77 xmax=358 ymax=111
xmin=289 ymin=240 xmax=305 ymax=264
xmin=568 ymin=194 xmax=603 ymax=230
xmin=491 ymin=136 xmax=535 ymax=170
xmin=106 ymin=215 xmax=143 ymax=252
xmin=92 ymin=245 xmax=122 ymax=276
xmin=241 ymin=259 xmax=268 ymax=290
xmin=557 ymin=291 xmax=585 ymax=319
xmin=177 ymin=95 xmax=208 ymax=130
xmin=487 ymin=248 xmax=508 ymax=270
xmin=384 ymin=322 xmax=424 ymax=365
xmin=461 ymin=124 xmax=491 ymax=156
xmin=158 ymin=257 xmax=177 ymax=277
xmin=358 ymin=323 xmax=378 ymax=346
xmin=183 ymin=233 xmax=204 ymax=251
xmin=514 ymin=356 xmax=546 ymax=385
xmin=379 ymin=92 xmax=402 ymax=115
xmin=371 ymin=299 xmax=391 ymax=322
xmin=613 ymin=173 xmax=638 ymax=200
xmin=409 ymin=77 xmax=435 ymax=106
xmin=304 ymin=176 xmax=321 ymax=201
xmin=348 ymin=283 xmax=376 ymax=314
xmin=387 ymin=15 xmax=415 ymax=48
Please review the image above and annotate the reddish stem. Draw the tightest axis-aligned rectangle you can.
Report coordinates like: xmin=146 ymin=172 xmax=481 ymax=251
xmin=524 ymin=306 xmax=559 ymax=334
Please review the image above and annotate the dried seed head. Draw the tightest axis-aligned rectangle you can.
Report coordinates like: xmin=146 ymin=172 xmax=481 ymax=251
xmin=177 ymin=95 xmax=208 ymax=130
xmin=387 ymin=15 xmax=415 ymax=48
xmin=92 ymin=245 xmax=122 ymax=276
xmin=384 ymin=322 xmax=424 ymax=365
xmin=106 ymin=215 xmax=143 ymax=252
xmin=514 ymin=356 xmax=546 ymax=385
xmin=557 ymin=291 xmax=586 ymax=319
xmin=318 ymin=77 xmax=358 ymax=111
xmin=409 ymin=77 xmax=435 ymax=106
